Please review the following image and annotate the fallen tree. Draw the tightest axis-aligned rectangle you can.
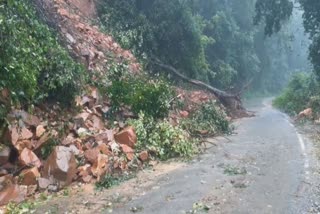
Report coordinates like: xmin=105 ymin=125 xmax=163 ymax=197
xmin=151 ymin=59 xmax=252 ymax=117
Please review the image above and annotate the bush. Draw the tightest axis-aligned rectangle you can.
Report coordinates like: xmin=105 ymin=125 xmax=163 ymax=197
xmin=106 ymin=62 xmax=173 ymax=119
xmin=273 ymin=73 xmax=319 ymax=115
xmin=128 ymin=113 xmax=198 ymax=160
xmin=181 ymin=101 xmax=231 ymax=136
xmin=0 ymin=0 xmax=85 ymax=105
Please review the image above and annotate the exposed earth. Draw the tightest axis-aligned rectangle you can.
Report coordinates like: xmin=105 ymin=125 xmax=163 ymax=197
xmin=34 ymin=98 xmax=320 ymax=214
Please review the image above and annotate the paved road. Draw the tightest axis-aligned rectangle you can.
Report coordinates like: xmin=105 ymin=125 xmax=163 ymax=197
xmin=35 ymin=99 xmax=320 ymax=214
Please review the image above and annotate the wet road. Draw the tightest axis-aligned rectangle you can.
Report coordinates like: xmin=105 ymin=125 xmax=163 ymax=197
xmin=35 ymin=98 xmax=320 ymax=214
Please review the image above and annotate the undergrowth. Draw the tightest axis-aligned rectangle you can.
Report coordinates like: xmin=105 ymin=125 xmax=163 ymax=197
xmin=128 ymin=113 xmax=198 ymax=160
xmin=273 ymin=73 xmax=320 ymax=116
xmin=96 ymin=174 xmax=135 ymax=190
xmin=181 ymin=101 xmax=231 ymax=136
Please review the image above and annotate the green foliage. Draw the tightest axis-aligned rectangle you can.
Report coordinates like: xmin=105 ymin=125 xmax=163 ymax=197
xmin=96 ymin=174 xmax=134 ymax=190
xmin=254 ymin=0 xmax=293 ymax=36
xmin=273 ymin=73 xmax=319 ymax=115
xmin=0 ymin=0 xmax=85 ymax=105
xmin=6 ymin=201 xmax=36 ymax=214
xmin=40 ymin=139 xmax=60 ymax=160
xmin=98 ymin=0 xmax=209 ymax=79
xmin=106 ymin=62 xmax=173 ymax=119
xmin=128 ymin=113 xmax=198 ymax=160
xmin=181 ymin=101 xmax=231 ymax=136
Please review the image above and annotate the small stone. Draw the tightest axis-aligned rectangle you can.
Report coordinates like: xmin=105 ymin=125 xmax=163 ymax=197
xmin=98 ymin=143 xmax=112 ymax=156
xmin=91 ymin=154 xmax=109 ymax=181
xmin=38 ymin=178 xmax=52 ymax=190
xmin=120 ymin=144 xmax=134 ymax=161
xmin=139 ymin=151 xmax=149 ymax=162
xmin=84 ymin=148 xmax=100 ymax=164
xmin=36 ymin=125 xmax=46 ymax=138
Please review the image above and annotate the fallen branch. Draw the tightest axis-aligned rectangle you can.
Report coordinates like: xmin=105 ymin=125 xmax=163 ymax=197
xmin=151 ymin=59 xmax=251 ymax=117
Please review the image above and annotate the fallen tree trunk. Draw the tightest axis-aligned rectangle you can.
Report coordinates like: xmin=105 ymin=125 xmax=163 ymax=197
xmin=152 ymin=59 xmax=251 ymax=117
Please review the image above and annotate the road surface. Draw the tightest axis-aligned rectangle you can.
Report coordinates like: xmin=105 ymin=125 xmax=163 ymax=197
xmin=36 ymin=98 xmax=320 ymax=214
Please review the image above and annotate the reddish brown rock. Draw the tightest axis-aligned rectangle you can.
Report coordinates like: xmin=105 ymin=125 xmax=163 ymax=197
xmin=139 ymin=151 xmax=149 ymax=162
xmin=91 ymin=115 xmax=104 ymax=130
xmin=298 ymin=108 xmax=313 ymax=119
xmin=42 ymin=146 xmax=77 ymax=188
xmin=120 ymin=144 xmax=134 ymax=161
xmin=19 ymin=167 xmax=40 ymax=185
xmin=34 ymin=132 xmax=51 ymax=150
xmin=0 ymin=175 xmax=26 ymax=206
xmin=114 ymin=126 xmax=137 ymax=148
xmin=78 ymin=164 xmax=91 ymax=177
xmin=95 ymin=130 xmax=114 ymax=143
xmin=19 ymin=148 xmax=41 ymax=168
xmin=91 ymin=154 xmax=109 ymax=181
xmin=0 ymin=147 xmax=10 ymax=165
xmin=78 ymin=164 xmax=93 ymax=183
xmin=84 ymin=148 xmax=100 ymax=164
xmin=36 ymin=125 xmax=46 ymax=138
xmin=98 ymin=143 xmax=112 ymax=156
xmin=20 ymin=127 xmax=33 ymax=140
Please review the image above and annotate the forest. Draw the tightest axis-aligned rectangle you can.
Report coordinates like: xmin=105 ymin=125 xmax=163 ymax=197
xmin=0 ymin=0 xmax=320 ymax=212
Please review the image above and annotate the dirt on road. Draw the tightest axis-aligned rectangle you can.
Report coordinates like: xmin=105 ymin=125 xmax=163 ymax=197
xmin=35 ymin=98 xmax=320 ymax=214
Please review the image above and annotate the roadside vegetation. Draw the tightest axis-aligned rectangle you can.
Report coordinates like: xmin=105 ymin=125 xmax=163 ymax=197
xmin=0 ymin=0 xmax=315 ymax=210
xmin=0 ymin=1 xmax=233 ymax=207
xmin=273 ymin=73 xmax=320 ymax=116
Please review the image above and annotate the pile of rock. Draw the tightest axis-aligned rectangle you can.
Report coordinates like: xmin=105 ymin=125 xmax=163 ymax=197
xmin=0 ymin=88 xmax=149 ymax=206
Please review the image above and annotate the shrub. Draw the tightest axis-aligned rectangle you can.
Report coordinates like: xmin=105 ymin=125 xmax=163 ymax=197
xmin=181 ymin=101 xmax=231 ymax=136
xmin=0 ymin=0 xmax=85 ymax=106
xmin=106 ymin=62 xmax=173 ymax=119
xmin=273 ymin=73 xmax=319 ymax=115
xmin=128 ymin=113 xmax=198 ymax=160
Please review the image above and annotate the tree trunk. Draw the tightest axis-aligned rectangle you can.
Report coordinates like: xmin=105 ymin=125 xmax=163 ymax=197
xmin=152 ymin=60 xmax=251 ymax=117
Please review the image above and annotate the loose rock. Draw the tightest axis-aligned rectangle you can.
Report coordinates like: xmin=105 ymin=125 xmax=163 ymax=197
xmin=114 ymin=126 xmax=137 ymax=148
xmin=42 ymin=146 xmax=77 ymax=188
xmin=19 ymin=148 xmax=41 ymax=168
xmin=19 ymin=167 xmax=40 ymax=185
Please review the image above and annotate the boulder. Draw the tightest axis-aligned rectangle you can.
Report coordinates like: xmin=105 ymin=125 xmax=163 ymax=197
xmin=0 ymin=175 xmax=26 ymax=206
xmin=114 ymin=126 xmax=137 ymax=148
xmin=19 ymin=148 xmax=41 ymax=168
xmin=19 ymin=167 xmax=40 ymax=185
xmin=42 ymin=146 xmax=77 ymax=188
